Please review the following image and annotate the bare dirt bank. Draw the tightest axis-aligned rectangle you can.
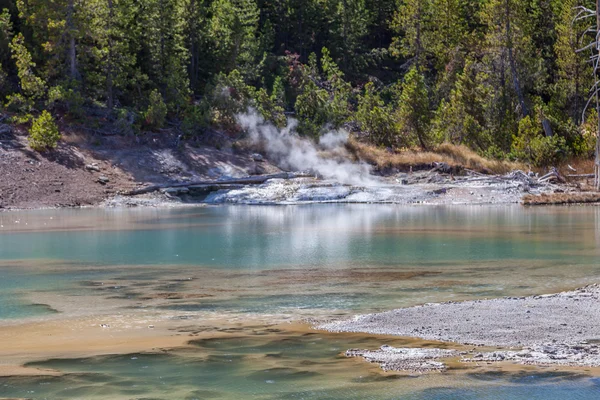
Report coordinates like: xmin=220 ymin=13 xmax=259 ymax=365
xmin=319 ymin=284 xmax=600 ymax=372
xmin=1 ymin=123 xmax=595 ymax=209
xmin=0 ymin=126 xmax=279 ymax=210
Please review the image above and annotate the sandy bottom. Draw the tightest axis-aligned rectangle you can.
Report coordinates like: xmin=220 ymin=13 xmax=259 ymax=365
xmin=0 ymin=312 xmax=191 ymax=375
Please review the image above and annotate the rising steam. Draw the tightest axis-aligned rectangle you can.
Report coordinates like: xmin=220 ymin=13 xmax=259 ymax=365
xmin=237 ymin=110 xmax=378 ymax=186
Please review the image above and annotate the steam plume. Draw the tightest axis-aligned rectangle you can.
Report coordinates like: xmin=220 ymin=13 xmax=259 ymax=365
xmin=237 ymin=110 xmax=378 ymax=186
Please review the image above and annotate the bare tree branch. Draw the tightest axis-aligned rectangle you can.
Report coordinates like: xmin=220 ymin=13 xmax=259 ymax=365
xmin=577 ymin=41 xmax=598 ymax=52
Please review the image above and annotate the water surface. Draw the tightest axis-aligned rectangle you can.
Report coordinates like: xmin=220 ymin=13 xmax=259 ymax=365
xmin=1 ymin=205 xmax=600 ymax=398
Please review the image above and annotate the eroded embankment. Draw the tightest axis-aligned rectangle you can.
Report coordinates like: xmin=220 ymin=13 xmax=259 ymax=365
xmin=319 ymin=284 xmax=600 ymax=371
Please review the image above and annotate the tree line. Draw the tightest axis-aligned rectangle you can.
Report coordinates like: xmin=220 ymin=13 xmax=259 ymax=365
xmin=0 ymin=0 xmax=597 ymax=167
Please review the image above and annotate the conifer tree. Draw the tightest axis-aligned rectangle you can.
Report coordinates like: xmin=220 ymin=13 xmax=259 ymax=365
xmin=554 ymin=0 xmax=591 ymax=123
xmin=396 ymin=67 xmax=431 ymax=149
xmin=16 ymin=0 xmax=84 ymax=81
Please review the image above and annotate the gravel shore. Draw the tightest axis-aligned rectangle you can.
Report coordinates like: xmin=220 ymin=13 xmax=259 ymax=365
xmin=320 ymin=284 xmax=600 ymax=371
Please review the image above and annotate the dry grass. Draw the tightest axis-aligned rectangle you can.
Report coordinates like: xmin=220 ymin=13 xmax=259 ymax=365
xmin=523 ymin=192 xmax=600 ymax=206
xmin=559 ymin=157 xmax=595 ymax=175
xmin=347 ymin=139 xmax=524 ymax=174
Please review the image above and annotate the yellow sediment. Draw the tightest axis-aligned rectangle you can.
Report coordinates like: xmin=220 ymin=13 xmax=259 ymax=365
xmin=0 ymin=313 xmax=190 ymax=376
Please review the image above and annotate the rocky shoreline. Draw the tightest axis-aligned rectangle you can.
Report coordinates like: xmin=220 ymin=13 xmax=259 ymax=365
xmin=320 ymin=284 xmax=600 ymax=372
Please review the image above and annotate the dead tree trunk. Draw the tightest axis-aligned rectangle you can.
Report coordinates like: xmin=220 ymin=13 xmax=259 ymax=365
xmin=106 ymin=0 xmax=114 ymax=110
xmin=67 ymin=0 xmax=79 ymax=80
xmin=125 ymin=172 xmax=315 ymax=196
xmin=576 ymin=2 xmax=600 ymax=189
xmin=596 ymin=0 xmax=600 ymax=189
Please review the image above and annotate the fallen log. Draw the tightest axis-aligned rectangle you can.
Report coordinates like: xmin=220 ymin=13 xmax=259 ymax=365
xmin=566 ymin=173 xmax=595 ymax=178
xmin=126 ymin=172 xmax=314 ymax=196
xmin=537 ymin=167 xmax=566 ymax=184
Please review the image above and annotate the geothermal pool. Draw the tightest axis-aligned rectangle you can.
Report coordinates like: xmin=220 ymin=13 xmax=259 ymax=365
xmin=1 ymin=205 xmax=600 ymax=399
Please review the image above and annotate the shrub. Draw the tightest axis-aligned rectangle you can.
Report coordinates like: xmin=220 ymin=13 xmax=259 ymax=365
xmin=5 ymin=93 xmax=33 ymax=114
xmin=47 ymin=83 xmax=85 ymax=119
xmin=355 ymin=82 xmax=397 ymax=146
xmin=206 ymin=69 xmax=256 ymax=129
xmin=144 ymin=89 xmax=167 ymax=130
xmin=395 ymin=67 xmax=431 ymax=150
xmin=29 ymin=110 xmax=60 ymax=151
xmin=510 ymin=116 xmax=568 ymax=167
xmin=115 ymin=108 xmax=139 ymax=135
xmin=181 ymin=103 xmax=210 ymax=137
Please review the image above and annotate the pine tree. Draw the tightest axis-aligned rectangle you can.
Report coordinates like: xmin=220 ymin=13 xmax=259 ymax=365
xmin=9 ymin=32 xmax=45 ymax=99
xmin=479 ymin=0 xmax=540 ymax=147
xmin=16 ymin=0 xmax=84 ymax=81
xmin=396 ymin=67 xmax=431 ymax=149
xmin=182 ymin=0 xmax=209 ymax=92
xmin=553 ymin=0 xmax=591 ymax=123
xmin=85 ymin=0 xmax=137 ymax=109
xmin=390 ymin=0 xmax=431 ymax=68
xmin=209 ymin=0 xmax=260 ymax=80
xmin=327 ymin=0 xmax=371 ymax=73
xmin=356 ymin=81 xmax=396 ymax=146
xmin=431 ymin=58 xmax=491 ymax=149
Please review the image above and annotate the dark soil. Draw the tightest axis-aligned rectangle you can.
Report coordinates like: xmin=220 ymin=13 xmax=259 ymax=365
xmin=0 ymin=124 xmax=278 ymax=210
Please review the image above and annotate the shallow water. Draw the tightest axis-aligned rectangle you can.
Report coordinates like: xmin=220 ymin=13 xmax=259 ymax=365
xmin=1 ymin=205 xmax=600 ymax=398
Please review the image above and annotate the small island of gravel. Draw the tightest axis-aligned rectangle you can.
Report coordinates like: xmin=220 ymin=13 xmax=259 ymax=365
xmin=319 ymin=284 xmax=600 ymax=372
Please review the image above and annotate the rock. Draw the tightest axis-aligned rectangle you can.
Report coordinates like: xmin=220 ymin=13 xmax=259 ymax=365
xmin=97 ymin=175 xmax=110 ymax=184
xmin=0 ymin=124 xmax=12 ymax=135
xmin=251 ymin=153 xmax=264 ymax=162
xmin=86 ymin=163 xmax=101 ymax=172
xmin=160 ymin=187 xmax=183 ymax=195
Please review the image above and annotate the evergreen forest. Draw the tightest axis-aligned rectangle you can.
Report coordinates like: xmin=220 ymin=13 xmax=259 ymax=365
xmin=0 ymin=0 xmax=599 ymax=168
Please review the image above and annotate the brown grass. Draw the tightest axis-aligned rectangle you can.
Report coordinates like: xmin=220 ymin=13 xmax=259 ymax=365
xmin=559 ymin=157 xmax=595 ymax=175
xmin=347 ymin=139 xmax=524 ymax=174
xmin=523 ymin=192 xmax=600 ymax=206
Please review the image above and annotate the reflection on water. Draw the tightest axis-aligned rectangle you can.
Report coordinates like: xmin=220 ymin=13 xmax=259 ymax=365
xmin=1 ymin=205 xmax=600 ymax=398
xmin=1 ymin=205 xmax=600 ymax=267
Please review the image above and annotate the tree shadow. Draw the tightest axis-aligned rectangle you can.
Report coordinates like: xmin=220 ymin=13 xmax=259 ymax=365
xmin=0 ymin=128 xmax=41 ymax=161
xmin=1 ymin=128 xmax=85 ymax=169
xmin=40 ymin=143 xmax=85 ymax=169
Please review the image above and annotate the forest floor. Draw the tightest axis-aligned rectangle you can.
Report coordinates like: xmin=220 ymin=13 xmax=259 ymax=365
xmin=0 ymin=123 xmax=597 ymax=209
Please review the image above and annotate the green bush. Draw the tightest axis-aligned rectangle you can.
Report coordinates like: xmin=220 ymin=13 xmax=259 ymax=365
xmin=206 ymin=70 xmax=256 ymax=129
xmin=47 ymin=83 xmax=85 ymax=119
xmin=181 ymin=103 xmax=210 ymax=137
xmin=115 ymin=108 xmax=139 ymax=135
xmin=144 ymin=89 xmax=168 ymax=130
xmin=255 ymin=77 xmax=287 ymax=128
xmin=5 ymin=93 xmax=33 ymax=114
xmin=29 ymin=110 xmax=60 ymax=151
xmin=356 ymin=82 xmax=397 ymax=146
xmin=510 ymin=116 xmax=568 ymax=167
xmin=570 ymin=128 xmax=596 ymax=157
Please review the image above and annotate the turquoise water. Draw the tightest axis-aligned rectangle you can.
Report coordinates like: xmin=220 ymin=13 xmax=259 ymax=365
xmin=2 ymin=334 xmax=600 ymax=399
xmin=3 ymin=331 xmax=600 ymax=399
xmin=1 ymin=206 xmax=597 ymax=267
xmin=1 ymin=205 xmax=600 ymax=398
